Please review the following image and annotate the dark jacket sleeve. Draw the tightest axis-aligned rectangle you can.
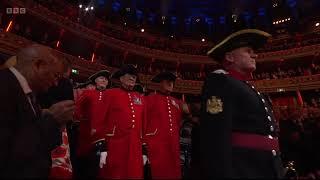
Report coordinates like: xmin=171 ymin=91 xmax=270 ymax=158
xmin=0 ymin=71 xmax=14 ymax=176
xmin=199 ymin=73 xmax=234 ymax=178
xmin=40 ymin=111 xmax=62 ymax=151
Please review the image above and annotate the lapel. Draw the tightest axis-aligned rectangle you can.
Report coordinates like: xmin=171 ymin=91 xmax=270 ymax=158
xmin=7 ymin=69 xmax=41 ymax=122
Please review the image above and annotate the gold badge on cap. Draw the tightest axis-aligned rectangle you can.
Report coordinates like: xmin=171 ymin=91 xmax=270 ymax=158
xmin=207 ymin=96 xmax=223 ymax=114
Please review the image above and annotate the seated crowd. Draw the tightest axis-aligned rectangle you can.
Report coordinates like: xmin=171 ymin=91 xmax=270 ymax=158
xmin=28 ymin=0 xmax=320 ymax=55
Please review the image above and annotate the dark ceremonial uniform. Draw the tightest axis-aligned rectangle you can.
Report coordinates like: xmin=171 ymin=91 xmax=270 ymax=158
xmin=193 ymin=29 xmax=284 ymax=178
xmin=198 ymin=69 xmax=284 ymax=178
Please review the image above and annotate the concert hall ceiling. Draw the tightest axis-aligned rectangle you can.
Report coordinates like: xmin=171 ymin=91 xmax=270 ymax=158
xmin=60 ymin=0 xmax=320 ymax=40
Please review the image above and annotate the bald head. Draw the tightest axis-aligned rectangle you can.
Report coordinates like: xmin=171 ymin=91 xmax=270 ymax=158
xmin=15 ymin=44 xmax=65 ymax=93
xmin=16 ymin=44 xmax=59 ymax=68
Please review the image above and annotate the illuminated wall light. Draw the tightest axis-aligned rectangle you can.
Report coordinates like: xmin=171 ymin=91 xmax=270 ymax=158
xmin=141 ymin=28 xmax=145 ymax=32
xmin=79 ymin=4 xmax=82 ymax=8
xmin=56 ymin=40 xmax=60 ymax=48
xmin=91 ymin=52 xmax=95 ymax=63
xmin=6 ymin=20 xmax=13 ymax=32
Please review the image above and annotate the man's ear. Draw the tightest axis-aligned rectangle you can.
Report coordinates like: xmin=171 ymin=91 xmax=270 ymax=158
xmin=119 ymin=76 xmax=124 ymax=83
xmin=224 ymin=52 xmax=234 ymax=63
xmin=95 ymin=77 xmax=99 ymax=84
xmin=31 ymin=58 xmax=43 ymax=72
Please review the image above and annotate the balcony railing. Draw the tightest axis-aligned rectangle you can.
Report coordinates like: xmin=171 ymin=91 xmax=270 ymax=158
xmin=6 ymin=0 xmax=320 ymax=64
xmin=1 ymin=31 xmax=320 ymax=94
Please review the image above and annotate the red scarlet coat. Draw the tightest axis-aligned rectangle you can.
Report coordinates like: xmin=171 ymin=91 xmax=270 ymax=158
xmin=74 ymin=89 xmax=108 ymax=156
xmin=145 ymin=93 xmax=183 ymax=179
xmin=91 ymin=88 xmax=145 ymax=179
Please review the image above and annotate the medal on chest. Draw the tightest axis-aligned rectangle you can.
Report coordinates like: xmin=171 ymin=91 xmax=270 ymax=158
xmin=171 ymin=99 xmax=180 ymax=110
xmin=133 ymin=96 xmax=142 ymax=105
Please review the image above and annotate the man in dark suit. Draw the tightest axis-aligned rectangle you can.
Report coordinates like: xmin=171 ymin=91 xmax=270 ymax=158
xmin=193 ymin=29 xmax=284 ymax=178
xmin=0 ymin=44 xmax=75 ymax=178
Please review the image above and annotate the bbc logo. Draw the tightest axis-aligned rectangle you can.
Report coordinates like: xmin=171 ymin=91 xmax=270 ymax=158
xmin=6 ymin=8 xmax=26 ymax=14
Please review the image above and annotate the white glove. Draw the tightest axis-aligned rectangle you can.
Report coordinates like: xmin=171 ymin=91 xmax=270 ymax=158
xmin=143 ymin=155 xmax=148 ymax=165
xmin=99 ymin=151 xmax=108 ymax=168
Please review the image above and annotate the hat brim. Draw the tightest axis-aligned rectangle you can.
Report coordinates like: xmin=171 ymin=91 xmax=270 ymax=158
xmin=111 ymin=65 xmax=138 ymax=79
xmin=88 ymin=70 xmax=110 ymax=82
xmin=74 ymin=80 xmax=94 ymax=89
xmin=151 ymin=72 xmax=177 ymax=83
xmin=207 ymin=29 xmax=271 ymax=62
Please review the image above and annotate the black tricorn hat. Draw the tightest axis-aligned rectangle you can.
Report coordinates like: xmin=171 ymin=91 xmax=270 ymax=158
xmin=88 ymin=70 xmax=110 ymax=82
xmin=111 ymin=64 xmax=138 ymax=79
xmin=151 ymin=71 xmax=177 ymax=83
xmin=74 ymin=80 xmax=94 ymax=89
xmin=207 ymin=29 xmax=271 ymax=62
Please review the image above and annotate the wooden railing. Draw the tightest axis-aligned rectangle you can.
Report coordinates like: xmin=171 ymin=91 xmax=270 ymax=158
xmin=1 ymin=31 xmax=320 ymax=94
xmin=5 ymin=0 xmax=320 ymax=64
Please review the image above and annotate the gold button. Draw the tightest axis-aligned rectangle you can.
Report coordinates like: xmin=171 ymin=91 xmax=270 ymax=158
xmin=169 ymin=111 xmax=171 ymax=113
xmin=169 ymin=114 xmax=172 ymax=117
xmin=132 ymin=110 xmax=135 ymax=113
xmin=251 ymin=86 xmax=255 ymax=89
xmin=272 ymin=150 xmax=277 ymax=156
xmin=132 ymin=125 xmax=135 ymax=128
xmin=169 ymin=128 xmax=172 ymax=131
xmin=170 ymin=124 xmax=172 ymax=126
xmin=257 ymin=92 xmax=261 ymax=95
xmin=265 ymin=107 xmax=268 ymax=112
xmin=130 ymin=103 xmax=133 ymax=106
xmin=262 ymin=98 xmax=266 ymax=103
xmin=268 ymin=116 xmax=272 ymax=121
xmin=132 ymin=120 xmax=135 ymax=122
xmin=132 ymin=114 xmax=135 ymax=118
xmin=268 ymin=135 xmax=273 ymax=139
